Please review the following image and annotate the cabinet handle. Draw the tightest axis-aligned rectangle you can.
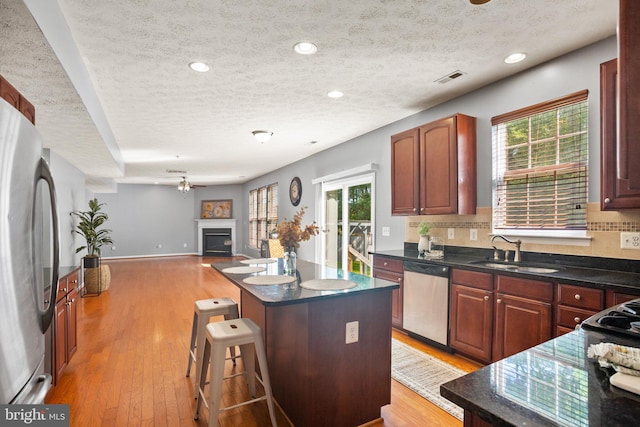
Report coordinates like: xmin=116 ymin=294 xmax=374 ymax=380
xmin=574 ymin=317 xmax=581 ymax=324
xmin=604 ymin=198 xmax=611 ymax=204
xmin=574 ymin=294 xmax=581 ymax=300
xmin=497 ymin=298 xmax=502 ymax=304
xmin=383 ymin=262 xmax=388 ymax=266
xmin=413 ymin=208 xmax=418 ymax=212
xmin=484 ymin=295 xmax=489 ymax=301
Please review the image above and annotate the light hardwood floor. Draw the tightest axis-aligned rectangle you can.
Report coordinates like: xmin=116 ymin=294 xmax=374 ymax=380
xmin=45 ymin=256 xmax=481 ymax=426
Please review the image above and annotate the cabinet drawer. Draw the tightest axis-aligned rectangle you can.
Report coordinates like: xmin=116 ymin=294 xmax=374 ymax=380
xmin=557 ymin=305 xmax=599 ymax=329
xmin=373 ymin=256 xmax=403 ymax=273
xmin=372 ymin=269 xmax=402 ymax=283
xmin=67 ymin=271 xmax=79 ymax=291
xmin=56 ymin=278 xmax=68 ymax=302
xmin=496 ymin=275 xmax=553 ymax=302
xmin=451 ymin=269 xmax=493 ymax=291
xmin=557 ymin=284 xmax=604 ymax=311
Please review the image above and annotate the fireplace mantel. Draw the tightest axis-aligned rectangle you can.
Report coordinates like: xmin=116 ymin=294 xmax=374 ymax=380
xmin=196 ymin=219 xmax=237 ymax=255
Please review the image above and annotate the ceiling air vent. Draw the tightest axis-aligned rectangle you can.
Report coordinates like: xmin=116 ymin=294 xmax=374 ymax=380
xmin=435 ymin=70 xmax=466 ymax=84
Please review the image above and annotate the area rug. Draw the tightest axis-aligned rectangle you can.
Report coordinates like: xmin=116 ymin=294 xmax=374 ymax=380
xmin=391 ymin=339 xmax=466 ymax=421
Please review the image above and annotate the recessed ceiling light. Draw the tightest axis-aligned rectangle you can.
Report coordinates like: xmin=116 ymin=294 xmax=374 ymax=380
xmin=327 ymin=90 xmax=344 ymax=99
xmin=504 ymin=53 xmax=526 ymax=64
xmin=293 ymin=42 xmax=318 ymax=55
xmin=189 ymin=62 xmax=210 ymax=72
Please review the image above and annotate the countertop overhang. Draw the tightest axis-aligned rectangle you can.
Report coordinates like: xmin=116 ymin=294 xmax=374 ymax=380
xmin=212 ymin=258 xmax=399 ymax=306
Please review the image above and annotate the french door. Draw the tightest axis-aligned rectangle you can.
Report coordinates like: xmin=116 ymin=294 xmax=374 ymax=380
xmin=320 ymin=174 xmax=374 ymax=276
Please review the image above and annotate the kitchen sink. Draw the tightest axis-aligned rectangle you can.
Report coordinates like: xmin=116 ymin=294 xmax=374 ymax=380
xmin=469 ymin=260 xmax=560 ymax=274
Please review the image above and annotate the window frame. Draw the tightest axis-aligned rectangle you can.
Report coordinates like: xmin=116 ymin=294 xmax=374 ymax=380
xmin=491 ymin=90 xmax=589 ymax=238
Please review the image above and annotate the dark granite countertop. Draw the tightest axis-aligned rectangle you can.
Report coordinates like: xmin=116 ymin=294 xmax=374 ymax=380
xmin=212 ymin=258 xmax=399 ymax=306
xmin=441 ymin=328 xmax=640 ymax=426
xmin=372 ymin=247 xmax=640 ymax=293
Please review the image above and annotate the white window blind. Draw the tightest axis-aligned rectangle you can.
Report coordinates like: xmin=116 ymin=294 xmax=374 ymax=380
xmin=248 ymin=183 xmax=278 ymax=248
xmin=491 ymin=90 xmax=588 ymax=232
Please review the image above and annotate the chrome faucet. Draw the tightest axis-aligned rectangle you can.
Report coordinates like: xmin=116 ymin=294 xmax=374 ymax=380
xmin=491 ymin=235 xmax=522 ymax=262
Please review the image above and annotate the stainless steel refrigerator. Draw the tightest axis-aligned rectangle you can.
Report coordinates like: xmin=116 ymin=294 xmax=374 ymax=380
xmin=0 ymin=98 xmax=59 ymax=404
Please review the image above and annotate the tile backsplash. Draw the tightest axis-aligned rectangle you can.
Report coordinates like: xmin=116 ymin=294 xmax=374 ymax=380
xmin=406 ymin=203 xmax=640 ymax=261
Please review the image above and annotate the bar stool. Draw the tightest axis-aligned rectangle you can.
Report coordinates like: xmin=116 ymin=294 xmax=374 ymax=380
xmin=194 ymin=318 xmax=277 ymax=427
xmin=186 ymin=297 xmax=239 ymax=397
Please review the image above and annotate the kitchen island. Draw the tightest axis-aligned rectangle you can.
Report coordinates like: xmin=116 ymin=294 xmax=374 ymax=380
xmin=441 ymin=327 xmax=640 ymax=426
xmin=213 ymin=258 xmax=399 ymax=427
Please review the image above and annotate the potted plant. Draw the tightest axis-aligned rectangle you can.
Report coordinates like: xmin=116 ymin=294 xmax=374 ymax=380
xmin=417 ymin=222 xmax=431 ymax=253
xmin=72 ymin=198 xmax=113 ymax=292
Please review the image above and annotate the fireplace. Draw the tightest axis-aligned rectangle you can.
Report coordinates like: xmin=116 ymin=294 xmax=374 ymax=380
xmin=196 ymin=219 xmax=237 ymax=256
xmin=202 ymin=228 xmax=232 ymax=256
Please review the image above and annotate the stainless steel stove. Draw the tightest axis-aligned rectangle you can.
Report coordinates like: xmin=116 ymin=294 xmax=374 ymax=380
xmin=582 ymin=298 xmax=640 ymax=338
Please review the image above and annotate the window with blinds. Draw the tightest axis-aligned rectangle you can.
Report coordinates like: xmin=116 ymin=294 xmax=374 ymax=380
xmin=491 ymin=90 xmax=588 ymax=233
xmin=249 ymin=183 xmax=278 ymax=248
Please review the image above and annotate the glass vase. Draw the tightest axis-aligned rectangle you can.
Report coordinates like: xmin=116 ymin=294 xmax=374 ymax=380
xmin=283 ymin=247 xmax=297 ymax=275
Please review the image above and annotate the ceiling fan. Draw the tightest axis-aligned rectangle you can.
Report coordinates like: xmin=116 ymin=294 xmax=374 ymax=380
xmin=177 ymin=176 xmax=206 ymax=193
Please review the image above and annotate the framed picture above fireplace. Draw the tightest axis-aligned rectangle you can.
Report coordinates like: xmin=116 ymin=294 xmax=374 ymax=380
xmin=201 ymin=199 xmax=232 ymax=219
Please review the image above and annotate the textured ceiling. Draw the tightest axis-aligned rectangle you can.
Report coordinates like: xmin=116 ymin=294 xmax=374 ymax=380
xmin=1 ymin=0 xmax=618 ymax=192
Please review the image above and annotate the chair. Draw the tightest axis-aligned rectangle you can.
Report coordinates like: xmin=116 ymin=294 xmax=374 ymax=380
xmin=194 ymin=318 xmax=277 ymax=426
xmin=186 ymin=297 xmax=239 ymax=397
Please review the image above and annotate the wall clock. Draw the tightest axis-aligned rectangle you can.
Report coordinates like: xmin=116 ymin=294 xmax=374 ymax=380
xmin=289 ymin=177 xmax=302 ymax=206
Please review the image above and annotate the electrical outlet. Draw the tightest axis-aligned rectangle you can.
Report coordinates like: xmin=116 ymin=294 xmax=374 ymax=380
xmin=111 ymin=246 xmax=116 ymax=251
xmin=621 ymin=232 xmax=640 ymax=249
xmin=183 ymin=243 xmax=188 ymax=248
xmin=346 ymin=321 xmax=359 ymax=344
xmin=470 ymin=229 xmax=478 ymax=241
xmin=382 ymin=226 xmax=390 ymax=237
xmin=448 ymin=228 xmax=455 ymax=239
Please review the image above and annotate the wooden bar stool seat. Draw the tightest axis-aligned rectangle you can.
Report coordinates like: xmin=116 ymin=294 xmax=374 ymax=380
xmin=186 ymin=297 xmax=239 ymax=397
xmin=194 ymin=318 xmax=277 ymax=426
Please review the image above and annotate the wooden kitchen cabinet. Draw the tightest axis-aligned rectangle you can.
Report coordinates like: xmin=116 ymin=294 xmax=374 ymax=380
xmin=449 ymin=269 xmax=494 ymax=363
xmin=600 ymin=1 xmax=640 ymax=210
xmin=0 ymin=73 xmax=35 ymax=124
xmin=373 ymin=255 xmax=404 ymax=329
xmin=493 ymin=275 xmax=553 ymax=361
xmin=555 ymin=283 xmax=604 ymax=337
xmin=53 ymin=268 xmax=80 ymax=384
xmin=391 ymin=114 xmax=476 ymax=215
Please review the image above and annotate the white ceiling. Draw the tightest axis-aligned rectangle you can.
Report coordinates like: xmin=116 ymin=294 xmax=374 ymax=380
xmin=1 ymin=0 xmax=618 ymax=192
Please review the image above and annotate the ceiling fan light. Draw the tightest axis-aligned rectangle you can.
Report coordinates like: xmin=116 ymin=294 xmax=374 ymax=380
xmin=252 ymin=130 xmax=273 ymax=144
xmin=178 ymin=178 xmax=191 ymax=193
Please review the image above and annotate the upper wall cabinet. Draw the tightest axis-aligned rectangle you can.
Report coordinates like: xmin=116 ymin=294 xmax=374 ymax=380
xmin=0 ymin=73 xmax=36 ymax=124
xmin=391 ymin=113 xmax=477 ymax=215
xmin=600 ymin=1 xmax=640 ymax=210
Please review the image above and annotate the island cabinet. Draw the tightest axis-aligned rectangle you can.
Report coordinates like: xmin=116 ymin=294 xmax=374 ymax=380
xmin=53 ymin=268 xmax=80 ymax=384
xmin=600 ymin=1 xmax=640 ymax=210
xmin=391 ymin=113 xmax=477 ymax=215
xmin=449 ymin=269 xmax=494 ymax=364
xmin=493 ymin=275 xmax=553 ymax=361
xmin=555 ymin=283 xmax=604 ymax=337
xmin=372 ymin=255 xmax=404 ymax=328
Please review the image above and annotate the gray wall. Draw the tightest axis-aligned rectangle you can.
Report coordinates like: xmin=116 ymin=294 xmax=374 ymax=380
xmin=95 ymin=183 xmax=244 ymax=258
xmin=47 ymin=36 xmax=615 ymax=260
xmin=45 ymin=149 xmax=88 ymax=267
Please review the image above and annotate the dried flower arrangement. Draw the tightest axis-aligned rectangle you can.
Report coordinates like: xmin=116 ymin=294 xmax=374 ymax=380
xmin=276 ymin=207 xmax=319 ymax=249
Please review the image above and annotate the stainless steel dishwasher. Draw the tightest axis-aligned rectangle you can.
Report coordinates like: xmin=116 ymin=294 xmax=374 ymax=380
xmin=402 ymin=261 xmax=450 ymax=350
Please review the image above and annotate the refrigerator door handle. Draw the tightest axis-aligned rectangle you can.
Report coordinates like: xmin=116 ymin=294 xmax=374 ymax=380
xmin=36 ymin=157 xmax=59 ymax=334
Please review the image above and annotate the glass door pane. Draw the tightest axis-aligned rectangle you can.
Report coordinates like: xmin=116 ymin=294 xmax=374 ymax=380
xmin=321 ymin=175 xmax=373 ymax=276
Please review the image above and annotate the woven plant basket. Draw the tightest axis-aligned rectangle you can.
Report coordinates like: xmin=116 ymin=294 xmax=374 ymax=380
xmin=85 ymin=264 xmax=111 ymax=293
